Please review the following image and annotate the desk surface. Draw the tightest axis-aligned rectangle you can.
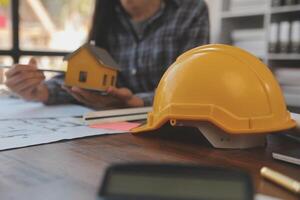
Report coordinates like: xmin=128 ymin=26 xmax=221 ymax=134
xmin=0 ymin=126 xmax=299 ymax=200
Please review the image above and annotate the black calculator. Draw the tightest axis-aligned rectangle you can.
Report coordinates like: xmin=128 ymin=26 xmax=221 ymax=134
xmin=98 ymin=163 xmax=254 ymax=200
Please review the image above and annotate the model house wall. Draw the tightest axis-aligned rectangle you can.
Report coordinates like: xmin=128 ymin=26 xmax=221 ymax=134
xmin=64 ymin=47 xmax=117 ymax=91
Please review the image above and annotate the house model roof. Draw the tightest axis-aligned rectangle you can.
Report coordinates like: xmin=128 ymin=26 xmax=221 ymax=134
xmin=64 ymin=43 xmax=120 ymax=71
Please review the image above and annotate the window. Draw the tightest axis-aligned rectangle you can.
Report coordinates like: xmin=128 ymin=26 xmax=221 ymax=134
xmin=20 ymin=0 xmax=94 ymax=51
xmin=102 ymin=74 xmax=107 ymax=86
xmin=0 ymin=56 xmax=13 ymax=65
xmin=20 ymin=56 xmax=64 ymax=79
xmin=0 ymin=56 xmax=13 ymax=84
xmin=79 ymin=71 xmax=87 ymax=82
xmin=0 ymin=69 xmax=3 ymax=84
xmin=0 ymin=0 xmax=12 ymax=49
xmin=111 ymin=76 xmax=115 ymax=86
xmin=0 ymin=0 xmax=95 ymax=63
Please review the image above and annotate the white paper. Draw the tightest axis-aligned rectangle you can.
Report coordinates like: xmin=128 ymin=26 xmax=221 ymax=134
xmin=84 ymin=106 xmax=152 ymax=125
xmin=0 ymin=88 xmax=126 ymax=151
xmin=0 ymin=96 xmax=93 ymax=120
xmin=279 ymin=21 xmax=290 ymax=43
xmin=255 ymin=194 xmax=282 ymax=200
xmin=291 ymin=112 xmax=300 ymax=130
xmin=270 ymin=23 xmax=279 ymax=44
xmin=0 ymin=117 xmax=125 ymax=151
xmin=291 ymin=21 xmax=300 ymax=43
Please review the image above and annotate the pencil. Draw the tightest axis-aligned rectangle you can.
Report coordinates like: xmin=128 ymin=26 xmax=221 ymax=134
xmin=260 ymin=166 xmax=300 ymax=194
xmin=0 ymin=65 xmax=65 ymax=73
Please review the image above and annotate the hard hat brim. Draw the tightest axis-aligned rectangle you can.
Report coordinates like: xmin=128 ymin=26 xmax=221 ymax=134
xmin=132 ymin=110 xmax=296 ymax=135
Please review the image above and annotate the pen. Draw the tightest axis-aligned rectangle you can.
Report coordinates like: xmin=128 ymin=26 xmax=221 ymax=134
xmin=83 ymin=107 xmax=152 ymax=125
xmin=0 ymin=65 xmax=65 ymax=73
xmin=260 ymin=166 xmax=300 ymax=194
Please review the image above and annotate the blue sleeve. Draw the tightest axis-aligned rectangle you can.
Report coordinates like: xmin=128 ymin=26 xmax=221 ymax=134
xmin=44 ymin=75 xmax=78 ymax=105
xmin=179 ymin=0 xmax=210 ymax=52
xmin=135 ymin=91 xmax=155 ymax=106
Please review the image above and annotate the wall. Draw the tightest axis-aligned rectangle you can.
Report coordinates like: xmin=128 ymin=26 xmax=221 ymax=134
xmin=204 ymin=0 xmax=221 ymax=43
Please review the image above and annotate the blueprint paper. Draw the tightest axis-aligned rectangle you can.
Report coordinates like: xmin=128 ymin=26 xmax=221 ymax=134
xmin=0 ymin=97 xmax=93 ymax=120
xmin=0 ymin=90 xmax=125 ymax=150
xmin=0 ymin=117 xmax=125 ymax=151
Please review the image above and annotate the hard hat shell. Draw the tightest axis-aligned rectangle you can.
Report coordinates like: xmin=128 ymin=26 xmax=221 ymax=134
xmin=133 ymin=44 xmax=296 ymax=134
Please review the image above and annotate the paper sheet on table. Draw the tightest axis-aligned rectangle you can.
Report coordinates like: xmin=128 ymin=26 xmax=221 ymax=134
xmin=291 ymin=112 xmax=300 ymax=129
xmin=0 ymin=117 xmax=125 ymax=151
xmin=0 ymin=96 xmax=93 ymax=119
xmin=255 ymin=194 xmax=282 ymax=200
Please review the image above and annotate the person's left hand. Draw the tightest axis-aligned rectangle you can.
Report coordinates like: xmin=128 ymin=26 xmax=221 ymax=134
xmin=62 ymin=86 xmax=144 ymax=109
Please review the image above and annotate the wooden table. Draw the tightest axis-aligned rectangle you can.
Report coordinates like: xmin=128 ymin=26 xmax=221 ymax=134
xmin=0 ymin=126 xmax=299 ymax=200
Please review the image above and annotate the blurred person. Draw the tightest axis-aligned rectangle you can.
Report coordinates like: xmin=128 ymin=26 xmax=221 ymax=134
xmin=5 ymin=0 xmax=209 ymax=109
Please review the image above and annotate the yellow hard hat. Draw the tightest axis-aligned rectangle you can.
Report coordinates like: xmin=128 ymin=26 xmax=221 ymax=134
xmin=133 ymin=44 xmax=296 ymax=135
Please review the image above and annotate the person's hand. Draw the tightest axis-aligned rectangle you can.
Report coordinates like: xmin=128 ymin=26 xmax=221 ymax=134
xmin=4 ymin=58 xmax=49 ymax=102
xmin=62 ymin=86 xmax=144 ymax=109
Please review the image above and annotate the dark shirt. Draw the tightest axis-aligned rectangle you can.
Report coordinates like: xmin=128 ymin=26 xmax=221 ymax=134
xmin=46 ymin=0 xmax=210 ymax=106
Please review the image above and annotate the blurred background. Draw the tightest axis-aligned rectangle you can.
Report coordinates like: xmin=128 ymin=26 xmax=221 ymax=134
xmin=0 ymin=0 xmax=299 ymax=109
xmin=0 ymin=0 xmax=94 ymax=69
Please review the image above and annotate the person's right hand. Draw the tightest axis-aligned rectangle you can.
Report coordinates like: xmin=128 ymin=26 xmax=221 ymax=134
xmin=4 ymin=58 xmax=49 ymax=102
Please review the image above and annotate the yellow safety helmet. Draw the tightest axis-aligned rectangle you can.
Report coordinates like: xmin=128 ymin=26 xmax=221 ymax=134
xmin=133 ymin=44 xmax=296 ymax=135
